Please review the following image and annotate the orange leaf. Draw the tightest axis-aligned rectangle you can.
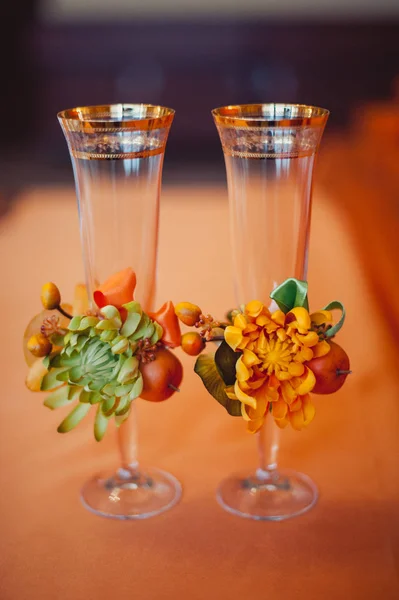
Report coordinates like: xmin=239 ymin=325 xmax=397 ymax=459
xmin=93 ymin=268 xmax=136 ymax=309
xmin=149 ymin=300 xmax=181 ymax=348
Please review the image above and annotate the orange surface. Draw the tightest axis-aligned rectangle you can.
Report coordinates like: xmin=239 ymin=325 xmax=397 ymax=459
xmin=0 ymin=171 xmax=398 ymax=598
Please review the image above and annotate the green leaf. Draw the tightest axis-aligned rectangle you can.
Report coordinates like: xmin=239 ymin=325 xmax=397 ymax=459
xmin=115 ymin=410 xmax=131 ymax=427
xmin=130 ymin=315 xmax=151 ymax=341
xmin=129 ymin=373 xmax=143 ymax=400
xmin=94 ymin=406 xmax=109 ymax=441
xmin=150 ymin=322 xmax=163 ymax=345
xmin=123 ymin=301 xmax=142 ymax=315
xmin=111 ymin=336 xmax=129 ymax=355
xmin=215 ymin=341 xmax=239 ymax=386
xmin=100 ymin=330 xmax=117 ymax=342
xmin=50 ymin=333 xmax=66 ymax=347
xmin=89 ymin=391 xmax=102 ymax=405
xmin=79 ymin=389 xmax=92 ymax=403
xmin=68 ymin=316 xmax=82 ymax=331
xmin=42 ymin=355 xmax=51 ymax=369
xmin=114 ymin=383 xmax=133 ymax=397
xmin=120 ymin=312 xmax=142 ymax=337
xmin=57 ymin=403 xmax=91 ymax=433
xmin=115 ymin=395 xmax=131 ymax=416
xmin=68 ymin=385 xmax=82 ymax=400
xmin=194 ymin=353 xmax=241 ymax=417
xmin=41 ymin=368 xmax=69 ymax=391
xmin=44 ymin=386 xmax=71 ymax=410
xmin=270 ymin=278 xmax=309 ymax=313
xmin=68 ymin=365 xmax=83 ymax=382
xmin=56 ymin=369 xmax=71 ymax=383
xmin=323 ymin=301 xmax=346 ymax=338
xmin=58 ymin=355 xmax=80 ymax=368
xmin=101 ymin=396 xmax=117 ymax=415
xmin=78 ymin=316 xmax=99 ymax=330
xmin=117 ymin=356 xmax=139 ymax=384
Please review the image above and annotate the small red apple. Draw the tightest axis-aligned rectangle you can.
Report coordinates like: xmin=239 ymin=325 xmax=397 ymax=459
xmin=306 ymin=341 xmax=350 ymax=394
xmin=140 ymin=348 xmax=183 ymax=402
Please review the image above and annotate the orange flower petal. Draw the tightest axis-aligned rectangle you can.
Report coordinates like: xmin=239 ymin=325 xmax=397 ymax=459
xmin=310 ymin=310 xmax=333 ymax=326
xmin=256 ymin=314 xmax=269 ymax=327
xmin=272 ymin=399 xmax=288 ymax=419
xmin=280 ymin=380 xmax=297 ymax=404
xmin=276 ymin=370 xmax=292 ymax=382
xmin=245 ymin=300 xmax=264 ymax=318
xmin=289 ymin=397 xmax=302 ymax=411
xmin=224 ymin=386 xmax=237 ymax=400
xmin=288 ymin=362 xmax=305 ymax=377
xmin=237 ymin=337 xmax=250 ymax=350
xmin=234 ymin=313 xmax=248 ymax=330
xmin=302 ymin=394 xmax=316 ymax=425
xmin=93 ymin=267 xmax=136 ymax=309
xmin=296 ymin=331 xmax=319 ymax=347
xmin=271 ymin=310 xmax=286 ymax=327
xmin=149 ymin=300 xmax=181 ymax=348
xmin=295 ymin=366 xmax=316 ymax=395
xmin=247 ymin=417 xmax=266 ymax=433
xmin=276 ymin=328 xmax=287 ymax=342
xmin=225 ymin=326 xmax=243 ymax=350
xmin=286 ymin=307 xmax=311 ymax=330
xmin=236 ymin=356 xmax=252 ymax=382
xmin=275 ymin=415 xmax=289 ymax=429
xmin=243 ymin=323 xmax=258 ymax=334
xmin=296 ymin=347 xmax=314 ymax=362
xmin=312 ymin=340 xmax=331 ymax=358
xmin=289 ymin=408 xmax=305 ymax=430
xmin=268 ymin=374 xmax=280 ymax=389
xmin=242 ymin=349 xmax=261 ymax=367
xmin=234 ymin=380 xmax=257 ymax=408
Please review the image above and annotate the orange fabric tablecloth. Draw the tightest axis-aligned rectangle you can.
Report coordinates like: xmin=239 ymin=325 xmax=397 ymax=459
xmin=0 ymin=181 xmax=398 ymax=599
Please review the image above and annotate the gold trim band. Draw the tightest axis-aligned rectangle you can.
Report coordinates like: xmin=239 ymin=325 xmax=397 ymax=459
xmin=212 ymin=103 xmax=329 ymax=128
xmin=71 ymin=147 xmax=164 ymax=160
xmin=58 ymin=104 xmax=175 ymax=133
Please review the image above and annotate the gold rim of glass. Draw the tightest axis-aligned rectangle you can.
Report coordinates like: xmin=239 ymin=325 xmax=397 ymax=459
xmin=57 ymin=104 xmax=175 ymax=132
xmin=212 ymin=103 xmax=329 ymax=128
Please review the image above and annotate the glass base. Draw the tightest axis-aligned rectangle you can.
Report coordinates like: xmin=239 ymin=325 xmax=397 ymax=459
xmin=80 ymin=466 xmax=182 ymax=520
xmin=216 ymin=468 xmax=318 ymax=521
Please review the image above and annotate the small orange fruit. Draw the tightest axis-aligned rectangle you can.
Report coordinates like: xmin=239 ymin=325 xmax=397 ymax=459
xmin=140 ymin=348 xmax=183 ymax=402
xmin=175 ymin=301 xmax=202 ymax=327
xmin=306 ymin=341 xmax=350 ymax=394
xmin=181 ymin=331 xmax=205 ymax=356
xmin=27 ymin=333 xmax=52 ymax=358
xmin=41 ymin=282 xmax=61 ymax=310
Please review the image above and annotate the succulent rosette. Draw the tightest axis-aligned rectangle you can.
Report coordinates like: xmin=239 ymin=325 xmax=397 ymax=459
xmin=176 ymin=278 xmax=350 ymax=433
xmin=24 ymin=268 xmax=183 ymax=440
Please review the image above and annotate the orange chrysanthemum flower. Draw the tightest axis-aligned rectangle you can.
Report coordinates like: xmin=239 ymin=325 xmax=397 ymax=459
xmin=224 ymin=301 xmax=332 ymax=432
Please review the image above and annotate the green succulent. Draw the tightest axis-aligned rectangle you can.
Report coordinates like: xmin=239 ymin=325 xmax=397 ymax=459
xmin=39 ymin=301 xmax=163 ymax=440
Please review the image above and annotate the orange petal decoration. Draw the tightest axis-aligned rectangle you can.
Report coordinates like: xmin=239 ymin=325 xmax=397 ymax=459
xmin=149 ymin=300 xmax=181 ymax=348
xmin=93 ymin=268 xmax=136 ymax=309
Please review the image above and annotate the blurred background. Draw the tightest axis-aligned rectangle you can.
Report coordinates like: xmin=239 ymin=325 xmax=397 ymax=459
xmin=1 ymin=0 xmax=399 ymax=196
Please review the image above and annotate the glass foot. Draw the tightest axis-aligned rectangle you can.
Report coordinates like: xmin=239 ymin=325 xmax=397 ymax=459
xmin=80 ymin=466 xmax=182 ymax=520
xmin=216 ymin=468 xmax=318 ymax=521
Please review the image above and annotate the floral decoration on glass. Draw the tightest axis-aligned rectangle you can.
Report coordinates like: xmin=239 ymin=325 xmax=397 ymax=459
xmin=176 ymin=277 xmax=350 ymax=432
xmin=24 ymin=267 xmax=183 ymax=441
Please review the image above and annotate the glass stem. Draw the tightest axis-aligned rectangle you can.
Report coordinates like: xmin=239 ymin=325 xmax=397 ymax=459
xmin=257 ymin=413 xmax=280 ymax=477
xmin=117 ymin=402 xmax=139 ymax=474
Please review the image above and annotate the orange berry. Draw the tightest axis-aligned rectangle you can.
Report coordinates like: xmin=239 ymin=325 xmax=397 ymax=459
xmin=181 ymin=331 xmax=205 ymax=356
xmin=41 ymin=282 xmax=61 ymax=310
xmin=175 ymin=301 xmax=202 ymax=326
xmin=27 ymin=334 xmax=52 ymax=357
